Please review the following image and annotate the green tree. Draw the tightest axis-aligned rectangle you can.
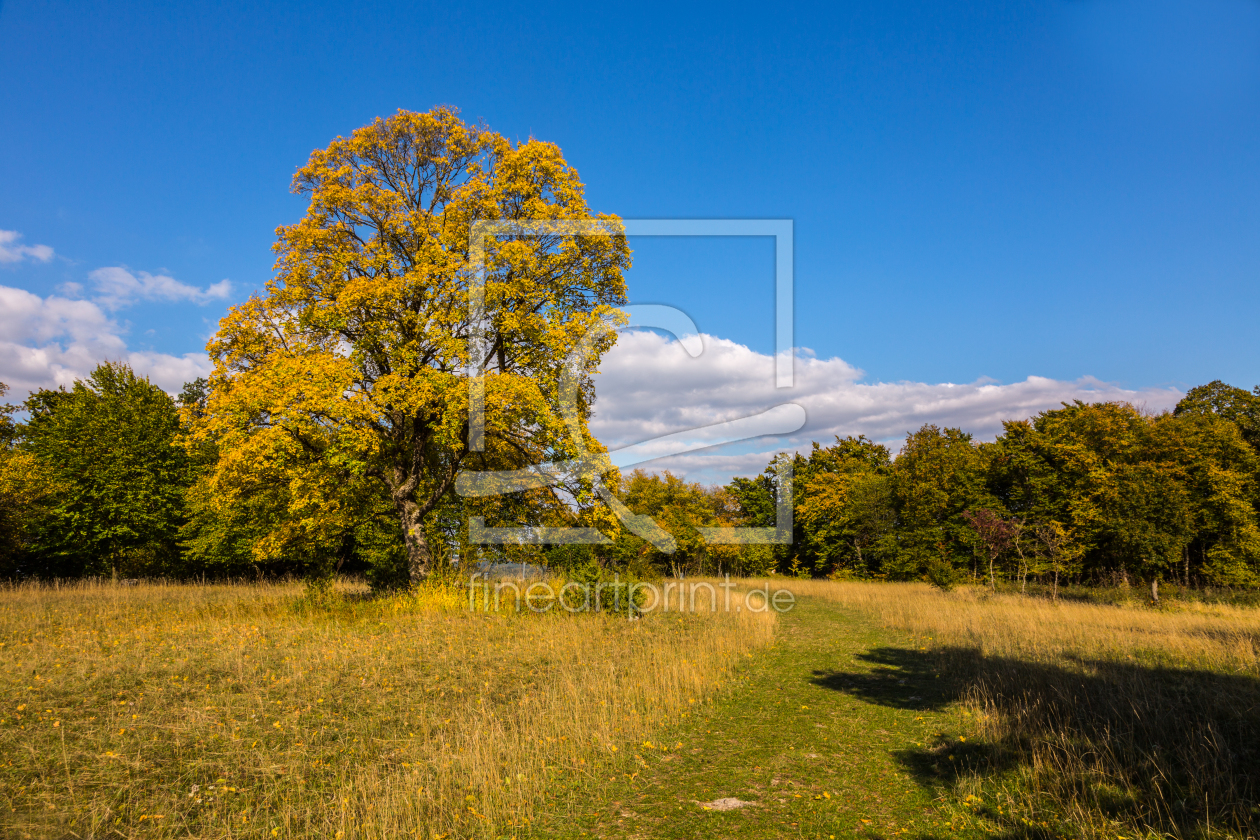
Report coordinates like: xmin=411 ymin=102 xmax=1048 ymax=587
xmin=885 ymin=425 xmax=990 ymax=585
xmin=0 ymin=383 xmax=16 ymax=448
xmin=1175 ymin=380 xmax=1260 ymax=450
xmin=601 ymin=470 xmax=761 ymax=578
xmin=725 ymin=452 xmax=800 ymax=574
xmin=1153 ymin=410 xmax=1260 ymax=586
xmin=20 ymin=363 xmax=188 ymax=578
xmin=1034 ymin=520 xmax=1083 ymax=600
xmin=986 ymin=400 xmax=1260 ymax=588
xmin=795 ymin=436 xmax=894 ymax=577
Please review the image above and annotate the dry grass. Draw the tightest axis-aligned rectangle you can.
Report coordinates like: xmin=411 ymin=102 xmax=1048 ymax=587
xmin=780 ymin=579 xmax=1260 ymax=838
xmin=784 ymin=579 xmax=1260 ymax=673
xmin=0 ymin=578 xmax=775 ymax=839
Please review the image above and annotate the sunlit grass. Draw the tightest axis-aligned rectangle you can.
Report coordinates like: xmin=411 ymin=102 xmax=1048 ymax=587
xmin=776 ymin=579 xmax=1260 ymax=838
xmin=0 ymin=578 xmax=775 ymax=838
xmin=778 ymin=578 xmax=1260 ymax=673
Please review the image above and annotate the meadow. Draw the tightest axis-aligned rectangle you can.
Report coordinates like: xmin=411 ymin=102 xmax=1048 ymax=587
xmin=2 ymin=578 xmax=1259 ymax=839
xmin=0 ymin=579 xmax=773 ymax=838
xmin=791 ymin=580 xmax=1260 ymax=839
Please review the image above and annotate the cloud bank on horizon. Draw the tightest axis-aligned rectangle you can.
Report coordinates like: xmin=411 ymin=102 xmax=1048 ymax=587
xmin=0 ymin=292 xmax=1184 ymax=485
xmin=590 ymin=330 xmax=1184 ymax=484
xmin=0 ymin=285 xmax=1184 ymax=485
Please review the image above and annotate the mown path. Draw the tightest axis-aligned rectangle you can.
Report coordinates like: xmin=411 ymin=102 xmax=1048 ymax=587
xmin=538 ymin=596 xmax=987 ymax=839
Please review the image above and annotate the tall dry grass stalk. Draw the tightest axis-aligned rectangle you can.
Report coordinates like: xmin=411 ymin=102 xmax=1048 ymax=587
xmin=784 ymin=579 xmax=1260 ymax=838
xmin=0 ymin=579 xmax=775 ymax=838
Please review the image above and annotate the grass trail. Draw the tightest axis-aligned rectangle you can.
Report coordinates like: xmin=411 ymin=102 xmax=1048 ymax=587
xmin=539 ymin=595 xmax=984 ymax=839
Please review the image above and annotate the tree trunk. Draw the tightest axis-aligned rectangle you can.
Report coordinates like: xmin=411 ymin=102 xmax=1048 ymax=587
xmin=988 ymin=554 xmax=996 ymax=591
xmin=1150 ymin=577 xmax=1159 ymax=605
xmin=1013 ymin=522 xmax=1027 ymax=595
xmin=399 ymin=501 xmax=432 ymax=583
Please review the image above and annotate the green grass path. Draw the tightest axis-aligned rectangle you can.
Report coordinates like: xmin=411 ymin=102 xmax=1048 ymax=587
xmin=538 ymin=596 xmax=984 ymax=840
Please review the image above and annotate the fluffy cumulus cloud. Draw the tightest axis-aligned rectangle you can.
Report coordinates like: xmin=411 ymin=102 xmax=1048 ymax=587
xmin=0 ymin=231 xmax=228 ymax=395
xmin=89 ymin=266 xmax=232 ymax=310
xmin=0 ymin=285 xmax=211 ymax=396
xmin=590 ymin=331 xmax=1184 ymax=483
xmin=0 ymin=230 xmax=54 ymax=264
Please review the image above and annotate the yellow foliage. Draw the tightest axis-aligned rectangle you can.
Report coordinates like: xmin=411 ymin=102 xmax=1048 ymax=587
xmin=193 ymin=107 xmax=630 ymax=580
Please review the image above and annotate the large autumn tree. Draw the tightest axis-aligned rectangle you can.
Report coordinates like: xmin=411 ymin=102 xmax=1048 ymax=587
xmin=196 ymin=107 xmax=630 ymax=581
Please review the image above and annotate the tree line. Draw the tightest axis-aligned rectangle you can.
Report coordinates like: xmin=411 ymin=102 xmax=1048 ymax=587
xmin=727 ymin=381 xmax=1260 ymax=590
xmin=3 ymin=368 xmax=1258 ymax=591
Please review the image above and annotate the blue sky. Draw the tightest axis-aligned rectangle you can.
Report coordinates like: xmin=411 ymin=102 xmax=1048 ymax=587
xmin=2 ymin=0 xmax=1259 ymax=475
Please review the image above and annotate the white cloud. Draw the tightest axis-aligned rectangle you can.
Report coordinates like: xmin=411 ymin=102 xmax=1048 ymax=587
xmin=89 ymin=266 xmax=232 ymax=310
xmin=0 ymin=293 xmax=1187 ymax=486
xmin=0 ymin=230 xmax=54 ymax=264
xmin=0 ymin=285 xmax=212 ymax=396
xmin=591 ymin=331 xmax=1184 ymax=484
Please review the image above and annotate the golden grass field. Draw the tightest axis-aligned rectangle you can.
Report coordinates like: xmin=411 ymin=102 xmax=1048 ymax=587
xmin=786 ymin=580 xmax=1260 ymax=838
xmin=0 ymin=579 xmax=775 ymax=839
xmin=785 ymin=579 xmax=1260 ymax=672
xmin=4 ymin=577 xmax=1259 ymax=839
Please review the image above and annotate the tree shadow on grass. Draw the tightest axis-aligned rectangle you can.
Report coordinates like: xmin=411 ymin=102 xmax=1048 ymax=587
xmin=813 ymin=646 xmax=1260 ymax=839
xmin=811 ymin=646 xmax=958 ymax=712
